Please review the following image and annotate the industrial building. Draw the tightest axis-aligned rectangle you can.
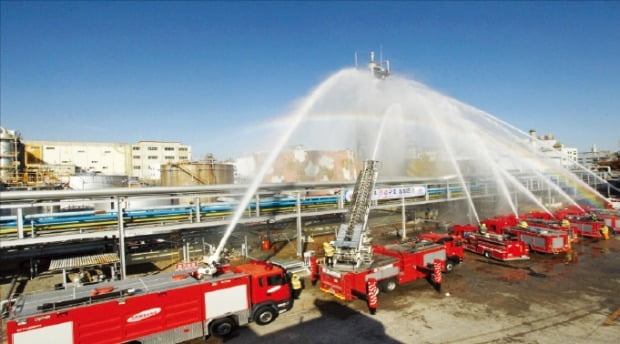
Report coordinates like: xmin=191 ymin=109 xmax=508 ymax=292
xmin=130 ymin=141 xmax=192 ymax=183
xmin=24 ymin=140 xmax=131 ymax=176
xmin=0 ymin=127 xmax=194 ymax=188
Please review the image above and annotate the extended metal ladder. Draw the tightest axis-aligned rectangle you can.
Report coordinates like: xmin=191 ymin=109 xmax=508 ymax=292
xmin=332 ymin=160 xmax=380 ymax=269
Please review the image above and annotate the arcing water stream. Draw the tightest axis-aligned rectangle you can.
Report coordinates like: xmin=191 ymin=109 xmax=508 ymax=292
xmin=207 ymin=64 xmax=611 ymax=266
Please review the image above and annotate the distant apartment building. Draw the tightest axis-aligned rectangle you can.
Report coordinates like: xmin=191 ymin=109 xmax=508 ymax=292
xmin=528 ymin=129 xmax=578 ymax=167
xmin=130 ymin=141 xmax=191 ymax=182
xmin=23 ymin=139 xmax=191 ymax=182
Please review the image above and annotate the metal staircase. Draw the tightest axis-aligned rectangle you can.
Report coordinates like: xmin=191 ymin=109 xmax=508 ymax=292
xmin=333 ymin=160 xmax=380 ymax=269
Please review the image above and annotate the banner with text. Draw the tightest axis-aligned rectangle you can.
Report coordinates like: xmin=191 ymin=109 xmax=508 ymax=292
xmin=372 ymin=186 xmax=426 ymax=200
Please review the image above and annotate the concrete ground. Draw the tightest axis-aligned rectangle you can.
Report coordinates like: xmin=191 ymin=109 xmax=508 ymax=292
xmin=201 ymin=234 xmax=620 ymax=344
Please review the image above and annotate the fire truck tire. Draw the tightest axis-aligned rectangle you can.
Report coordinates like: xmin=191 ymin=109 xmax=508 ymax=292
xmin=444 ymin=260 xmax=455 ymax=273
xmin=210 ymin=318 xmax=236 ymax=337
xmin=254 ymin=307 xmax=277 ymax=325
xmin=380 ymin=278 xmax=398 ymax=293
xmin=483 ymin=251 xmax=491 ymax=259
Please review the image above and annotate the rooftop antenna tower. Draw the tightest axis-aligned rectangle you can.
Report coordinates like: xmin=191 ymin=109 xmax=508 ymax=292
xmin=367 ymin=50 xmax=390 ymax=79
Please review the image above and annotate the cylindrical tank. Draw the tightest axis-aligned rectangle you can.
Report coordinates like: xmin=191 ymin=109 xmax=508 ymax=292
xmin=160 ymin=161 xmax=234 ymax=186
xmin=68 ymin=173 xmax=131 ymax=190
xmin=160 ymin=161 xmax=234 ymax=204
xmin=66 ymin=173 xmax=173 ymax=211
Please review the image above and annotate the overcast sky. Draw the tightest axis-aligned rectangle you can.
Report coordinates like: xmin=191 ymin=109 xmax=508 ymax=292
xmin=2 ymin=1 xmax=619 ymax=159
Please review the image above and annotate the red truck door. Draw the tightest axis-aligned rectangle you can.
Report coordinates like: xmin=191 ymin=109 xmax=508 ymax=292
xmin=251 ymin=270 xmax=290 ymax=305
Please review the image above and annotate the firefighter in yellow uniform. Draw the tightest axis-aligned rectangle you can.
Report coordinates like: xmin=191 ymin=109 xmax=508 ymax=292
xmin=479 ymin=223 xmax=487 ymax=235
xmin=561 ymin=219 xmax=575 ymax=247
xmin=291 ymin=273 xmax=303 ymax=299
xmin=519 ymin=221 xmax=528 ymax=229
xmin=601 ymin=225 xmax=610 ymax=240
xmin=323 ymin=241 xmax=335 ymax=266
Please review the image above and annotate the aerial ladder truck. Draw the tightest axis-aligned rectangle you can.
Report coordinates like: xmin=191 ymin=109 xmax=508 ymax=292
xmin=314 ymin=160 xmax=447 ymax=313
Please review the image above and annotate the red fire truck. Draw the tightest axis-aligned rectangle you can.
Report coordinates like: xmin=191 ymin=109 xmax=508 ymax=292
xmin=520 ymin=217 xmax=579 ymax=243
xmin=480 ymin=215 xmax=570 ymax=254
xmin=452 ymin=224 xmax=530 ymax=261
xmin=317 ymin=241 xmax=445 ymax=302
xmin=595 ymin=209 xmax=620 ymax=234
xmin=6 ymin=261 xmax=301 ymax=344
xmin=553 ymin=206 xmax=612 ymax=238
xmin=313 ymin=160 xmax=446 ymax=312
xmin=480 ymin=215 xmax=518 ymax=233
xmin=559 ymin=215 xmax=608 ymax=239
xmin=503 ymin=223 xmax=570 ymax=254
xmin=417 ymin=232 xmax=464 ymax=272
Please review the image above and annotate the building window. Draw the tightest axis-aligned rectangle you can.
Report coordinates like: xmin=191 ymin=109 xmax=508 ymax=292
xmin=91 ymin=161 xmax=98 ymax=163
xmin=148 ymin=147 xmax=158 ymax=151
xmin=179 ymin=147 xmax=188 ymax=151
xmin=104 ymin=150 xmax=111 ymax=154
xmin=148 ymin=156 xmax=158 ymax=159
xmin=102 ymin=166 xmax=108 ymax=169
xmin=165 ymin=156 xmax=174 ymax=160
xmin=77 ymin=150 xmax=85 ymax=153
xmin=45 ymin=147 xmax=56 ymax=150
xmin=180 ymin=156 xmax=188 ymax=160
xmin=133 ymin=155 xmax=140 ymax=159
xmin=133 ymin=166 xmax=141 ymax=169
xmin=164 ymin=147 xmax=175 ymax=151
xmin=133 ymin=147 xmax=140 ymax=151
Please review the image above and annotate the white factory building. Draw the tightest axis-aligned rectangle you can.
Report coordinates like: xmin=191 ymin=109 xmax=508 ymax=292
xmin=130 ymin=141 xmax=191 ymax=181
xmin=24 ymin=140 xmax=191 ymax=182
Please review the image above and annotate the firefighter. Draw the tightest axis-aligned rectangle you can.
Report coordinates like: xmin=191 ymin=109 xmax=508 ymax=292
xmin=323 ymin=241 xmax=335 ymax=266
xmin=479 ymin=223 xmax=487 ymax=235
xmin=561 ymin=219 xmax=575 ymax=243
xmin=291 ymin=273 xmax=302 ymax=299
xmin=601 ymin=225 xmax=610 ymax=240
xmin=519 ymin=221 xmax=528 ymax=229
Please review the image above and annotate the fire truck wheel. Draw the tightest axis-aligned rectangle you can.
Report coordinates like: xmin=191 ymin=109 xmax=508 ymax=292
xmin=255 ymin=307 xmax=277 ymax=325
xmin=444 ymin=260 xmax=455 ymax=273
xmin=210 ymin=318 xmax=236 ymax=337
xmin=380 ymin=278 xmax=398 ymax=293
xmin=483 ymin=251 xmax=491 ymax=259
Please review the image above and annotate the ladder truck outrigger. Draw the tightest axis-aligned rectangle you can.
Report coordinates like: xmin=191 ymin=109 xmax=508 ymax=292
xmin=312 ymin=160 xmax=447 ymax=313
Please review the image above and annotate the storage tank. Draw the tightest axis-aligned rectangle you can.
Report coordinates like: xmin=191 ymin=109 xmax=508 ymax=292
xmin=68 ymin=173 xmax=132 ymax=190
xmin=66 ymin=173 xmax=173 ymax=211
xmin=160 ymin=161 xmax=234 ymax=186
